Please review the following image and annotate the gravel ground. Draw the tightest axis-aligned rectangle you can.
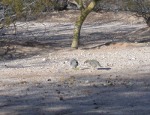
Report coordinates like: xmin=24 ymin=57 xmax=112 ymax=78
xmin=0 ymin=11 xmax=150 ymax=115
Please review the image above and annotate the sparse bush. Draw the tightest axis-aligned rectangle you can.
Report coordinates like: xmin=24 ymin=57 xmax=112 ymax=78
xmin=0 ymin=0 xmax=149 ymax=49
xmin=94 ymin=0 xmax=150 ymax=27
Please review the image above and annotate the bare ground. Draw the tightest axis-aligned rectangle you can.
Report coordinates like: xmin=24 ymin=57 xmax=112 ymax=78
xmin=0 ymin=11 xmax=150 ymax=115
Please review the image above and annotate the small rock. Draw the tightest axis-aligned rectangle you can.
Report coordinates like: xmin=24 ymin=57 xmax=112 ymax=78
xmin=59 ymin=96 xmax=64 ymax=101
xmin=85 ymin=80 xmax=89 ymax=83
xmin=56 ymin=90 xmax=60 ymax=94
xmin=94 ymin=106 xmax=99 ymax=109
xmin=42 ymin=58 xmax=46 ymax=61
xmin=93 ymin=84 xmax=98 ymax=88
xmin=47 ymin=79 xmax=51 ymax=81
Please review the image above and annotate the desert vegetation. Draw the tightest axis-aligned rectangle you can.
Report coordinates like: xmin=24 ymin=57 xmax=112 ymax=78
xmin=0 ymin=0 xmax=150 ymax=48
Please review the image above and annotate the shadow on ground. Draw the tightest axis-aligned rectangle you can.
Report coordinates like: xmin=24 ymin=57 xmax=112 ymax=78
xmin=0 ymin=71 xmax=150 ymax=115
xmin=0 ymin=21 xmax=149 ymax=61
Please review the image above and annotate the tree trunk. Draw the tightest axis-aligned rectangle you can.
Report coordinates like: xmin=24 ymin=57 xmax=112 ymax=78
xmin=71 ymin=0 xmax=98 ymax=49
xmin=71 ymin=16 xmax=82 ymax=49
